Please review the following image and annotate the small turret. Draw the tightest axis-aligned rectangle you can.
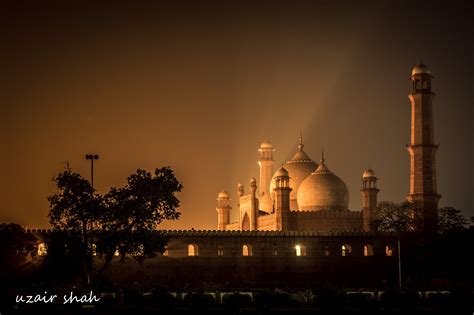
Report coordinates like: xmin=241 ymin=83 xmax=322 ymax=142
xmin=273 ymin=166 xmax=292 ymax=231
xmin=361 ymin=167 xmax=379 ymax=231
xmin=216 ymin=190 xmax=231 ymax=230
xmin=237 ymin=182 xmax=244 ymax=197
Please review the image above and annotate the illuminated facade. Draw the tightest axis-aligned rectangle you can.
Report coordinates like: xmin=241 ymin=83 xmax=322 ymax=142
xmin=217 ymin=139 xmax=377 ymax=232
xmin=217 ymin=63 xmax=439 ymax=233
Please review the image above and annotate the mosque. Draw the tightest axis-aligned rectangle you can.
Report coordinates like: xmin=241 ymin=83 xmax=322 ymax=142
xmin=216 ymin=141 xmax=376 ymax=232
xmin=216 ymin=61 xmax=439 ymax=233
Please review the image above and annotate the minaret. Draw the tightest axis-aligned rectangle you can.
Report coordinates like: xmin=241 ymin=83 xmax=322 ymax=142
xmin=216 ymin=190 xmax=231 ymax=230
xmin=407 ymin=62 xmax=440 ymax=232
xmin=239 ymin=178 xmax=259 ymax=231
xmin=258 ymin=140 xmax=275 ymax=212
xmin=361 ymin=168 xmax=379 ymax=232
xmin=273 ymin=166 xmax=292 ymax=231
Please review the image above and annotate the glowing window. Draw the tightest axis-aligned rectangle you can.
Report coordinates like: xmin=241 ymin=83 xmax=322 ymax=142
xmin=163 ymin=246 xmax=169 ymax=257
xmin=92 ymin=243 xmax=97 ymax=256
xmin=37 ymin=243 xmax=47 ymax=256
xmin=114 ymin=247 xmax=120 ymax=257
xmin=295 ymin=244 xmax=306 ymax=256
xmin=188 ymin=244 xmax=198 ymax=256
xmin=341 ymin=244 xmax=352 ymax=256
xmin=217 ymin=246 xmax=224 ymax=256
xmin=242 ymin=244 xmax=252 ymax=256
xmin=364 ymin=244 xmax=374 ymax=257
xmin=385 ymin=245 xmax=393 ymax=256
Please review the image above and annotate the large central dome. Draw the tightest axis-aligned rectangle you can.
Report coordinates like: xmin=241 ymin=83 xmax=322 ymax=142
xmin=271 ymin=138 xmax=317 ymax=210
xmin=297 ymin=155 xmax=349 ymax=211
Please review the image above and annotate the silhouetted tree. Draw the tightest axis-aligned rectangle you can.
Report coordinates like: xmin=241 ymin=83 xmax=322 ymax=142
xmin=372 ymin=201 xmax=422 ymax=233
xmin=374 ymin=202 xmax=469 ymax=235
xmin=47 ymin=169 xmax=100 ymax=283
xmin=94 ymin=168 xmax=182 ymax=284
xmin=437 ymin=207 xmax=468 ymax=234
xmin=0 ymin=223 xmax=37 ymax=276
xmin=47 ymin=167 xmax=182 ymax=286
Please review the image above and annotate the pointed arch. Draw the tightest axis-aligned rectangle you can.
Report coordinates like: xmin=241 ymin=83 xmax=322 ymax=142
xmin=242 ymin=213 xmax=250 ymax=231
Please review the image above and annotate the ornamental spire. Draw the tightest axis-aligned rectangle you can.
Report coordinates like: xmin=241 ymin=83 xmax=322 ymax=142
xmin=298 ymin=131 xmax=304 ymax=151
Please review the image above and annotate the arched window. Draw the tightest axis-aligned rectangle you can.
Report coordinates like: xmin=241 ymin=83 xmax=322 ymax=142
xmin=217 ymin=245 xmax=224 ymax=256
xmin=37 ymin=243 xmax=47 ymax=256
xmin=323 ymin=245 xmax=330 ymax=256
xmin=341 ymin=244 xmax=352 ymax=256
xmin=163 ymin=246 xmax=169 ymax=257
xmin=385 ymin=245 xmax=393 ymax=256
xmin=242 ymin=244 xmax=252 ymax=256
xmin=295 ymin=244 xmax=306 ymax=256
xmin=188 ymin=244 xmax=198 ymax=256
xmin=272 ymin=244 xmax=278 ymax=256
xmin=364 ymin=244 xmax=374 ymax=257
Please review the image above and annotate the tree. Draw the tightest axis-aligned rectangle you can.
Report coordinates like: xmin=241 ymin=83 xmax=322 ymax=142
xmin=94 ymin=168 xmax=182 ymax=283
xmin=0 ymin=223 xmax=37 ymax=278
xmin=47 ymin=169 xmax=100 ymax=284
xmin=372 ymin=201 xmax=422 ymax=233
xmin=437 ymin=207 xmax=468 ymax=234
xmin=46 ymin=167 xmax=182 ymax=287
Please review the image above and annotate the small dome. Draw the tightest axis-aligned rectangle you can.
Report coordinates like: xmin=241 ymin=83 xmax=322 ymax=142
xmin=411 ymin=63 xmax=431 ymax=76
xmin=270 ymin=137 xmax=318 ymax=209
xmin=362 ymin=168 xmax=376 ymax=178
xmin=297 ymin=158 xmax=349 ymax=211
xmin=217 ymin=190 xmax=230 ymax=199
xmin=274 ymin=166 xmax=289 ymax=178
xmin=259 ymin=140 xmax=273 ymax=150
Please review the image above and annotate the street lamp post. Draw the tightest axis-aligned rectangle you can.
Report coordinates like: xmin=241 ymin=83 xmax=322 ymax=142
xmin=398 ymin=228 xmax=402 ymax=289
xmin=85 ymin=154 xmax=99 ymax=286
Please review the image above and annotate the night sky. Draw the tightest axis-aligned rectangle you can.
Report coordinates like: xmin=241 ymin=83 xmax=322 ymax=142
xmin=1 ymin=0 xmax=473 ymax=230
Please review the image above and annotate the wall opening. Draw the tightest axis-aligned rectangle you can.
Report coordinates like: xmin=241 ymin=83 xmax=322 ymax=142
xmin=188 ymin=244 xmax=198 ymax=256
xmin=295 ymin=244 xmax=306 ymax=256
xmin=341 ymin=244 xmax=352 ymax=256
xmin=242 ymin=213 xmax=250 ymax=231
xmin=242 ymin=244 xmax=253 ymax=256
xmin=364 ymin=244 xmax=374 ymax=256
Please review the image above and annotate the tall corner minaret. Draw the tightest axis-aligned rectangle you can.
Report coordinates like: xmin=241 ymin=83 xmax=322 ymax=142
xmin=407 ymin=61 xmax=441 ymax=232
xmin=361 ymin=168 xmax=379 ymax=232
xmin=216 ymin=190 xmax=231 ymax=230
xmin=273 ymin=166 xmax=292 ymax=231
xmin=258 ymin=140 xmax=275 ymax=212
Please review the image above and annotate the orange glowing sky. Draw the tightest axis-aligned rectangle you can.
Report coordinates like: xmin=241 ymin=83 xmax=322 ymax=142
xmin=1 ymin=1 xmax=473 ymax=230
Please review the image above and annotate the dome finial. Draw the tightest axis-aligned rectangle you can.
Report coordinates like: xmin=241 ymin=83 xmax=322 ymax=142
xmin=320 ymin=147 xmax=325 ymax=163
xmin=297 ymin=131 xmax=304 ymax=151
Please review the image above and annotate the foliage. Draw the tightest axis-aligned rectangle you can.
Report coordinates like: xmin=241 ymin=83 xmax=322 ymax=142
xmin=39 ymin=230 xmax=85 ymax=283
xmin=46 ymin=167 xmax=182 ymax=286
xmin=437 ymin=207 xmax=468 ymax=234
xmin=47 ymin=170 xmax=100 ymax=232
xmin=373 ymin=201 xmax=468 ymax=235
xmin=0 ymin=223 xmax=37 ymax=274
xmin=371 ymin=201 xmax=422 ymax=233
